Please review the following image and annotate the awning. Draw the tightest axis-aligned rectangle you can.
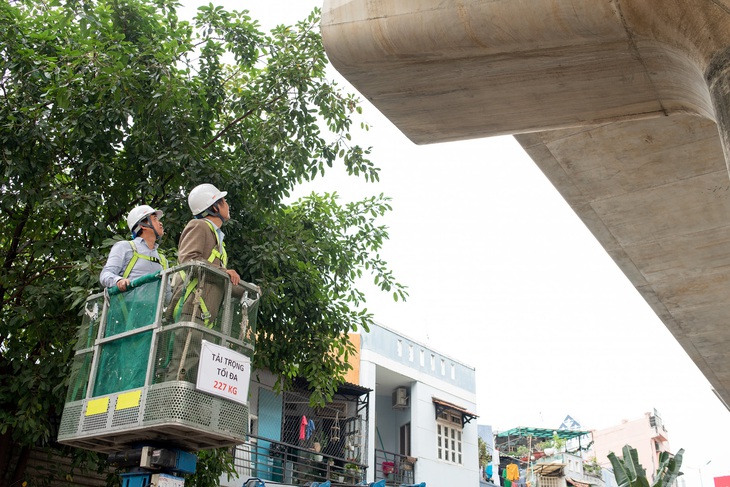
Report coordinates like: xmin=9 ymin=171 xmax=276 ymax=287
xmin=531 ymin=463 xmax=565 ymax=476
xmin=432 ymin=397 xmax=478 ymax=426
xmin=567 ymin=478 xmax=591 ymax=487
xmin=293 ymin=377 xmax=372 ymax=397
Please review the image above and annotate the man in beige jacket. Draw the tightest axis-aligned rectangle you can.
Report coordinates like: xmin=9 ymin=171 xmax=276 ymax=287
xmin=161 ymin=183 xmax=243 ymax=382
xmin=172 ymin=183 xmax=241 ymax=326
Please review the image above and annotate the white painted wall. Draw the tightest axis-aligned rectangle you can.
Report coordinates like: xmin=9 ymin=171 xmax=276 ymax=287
xmin=359 ymin=322 xmax=479 ymax=486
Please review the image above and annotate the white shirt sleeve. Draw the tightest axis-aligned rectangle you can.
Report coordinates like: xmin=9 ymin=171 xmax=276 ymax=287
xmin=99 ymin=241 xmax=132 ymax=288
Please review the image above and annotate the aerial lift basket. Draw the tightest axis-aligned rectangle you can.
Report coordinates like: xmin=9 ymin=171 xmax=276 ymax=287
xmin=57 ymin=261 xmax=260 ymax=453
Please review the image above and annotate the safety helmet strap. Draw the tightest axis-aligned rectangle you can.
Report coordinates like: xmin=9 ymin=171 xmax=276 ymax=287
xmin=136 ymin=216 xmax=161 ymax=240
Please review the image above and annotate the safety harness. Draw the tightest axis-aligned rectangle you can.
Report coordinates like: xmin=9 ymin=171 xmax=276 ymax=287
xmin=172 ymin=220 xmax=227 ymax=328
xmin=122 ymin=241 xmax=169 ymax=278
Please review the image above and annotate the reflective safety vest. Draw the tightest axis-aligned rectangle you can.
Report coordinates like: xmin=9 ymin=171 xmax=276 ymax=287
xmin=172 ymin=220 xmax=227 ymax=328
xmin=122 ymin=241 xmax=168 ymax=278
xmin=202 ymin=219 xmax=227 ymax=267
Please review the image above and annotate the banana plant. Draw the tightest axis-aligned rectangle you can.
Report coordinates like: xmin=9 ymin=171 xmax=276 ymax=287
xmin=654 ymin=448 xmax=684 ymax=487
xmin=608 ymin=445 xmax=684 ymax=487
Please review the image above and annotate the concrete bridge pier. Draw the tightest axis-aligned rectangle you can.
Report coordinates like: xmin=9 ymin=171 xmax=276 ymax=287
xmin=708 ymin=48 xmax=730 ymax=174
xmin=321 ymin=0 xmax=730 ymax=408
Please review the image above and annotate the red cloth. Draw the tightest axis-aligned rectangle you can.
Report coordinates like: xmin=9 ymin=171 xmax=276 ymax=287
xmin=299 ymin=415 xmax=308 ymax=440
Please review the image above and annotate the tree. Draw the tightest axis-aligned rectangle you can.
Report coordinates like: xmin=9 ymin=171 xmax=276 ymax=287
xmin=0 ymin=0 xmax=406 ymax=484
xmin=608 ymin=444 xmax=684 ymax=487
xmin=478 ymin=436 xmax=491 ymax=472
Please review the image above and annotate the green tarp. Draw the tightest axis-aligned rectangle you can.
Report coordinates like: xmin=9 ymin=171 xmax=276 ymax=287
xmin=93 ymin=278 xmax=160 ymax=397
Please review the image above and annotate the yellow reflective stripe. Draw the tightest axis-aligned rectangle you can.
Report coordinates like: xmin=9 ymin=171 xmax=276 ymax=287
xmin=123 ymin=241 xmax=167 ymax=278
xmin=116 ymin=390 xmax=142 ymax=410
xmin=122 ymin=256 xmax=139 ymax=279
xmin=203 ymin=220 xmax=227 ymax=267
xmin=199 ymin=298 xmax=212 ymax=328
xmin=123 ymin=241 xmax=139 ymax=279
xmin=208 ymin=248 xmax=224 ymax=264
xmin=86 ymin=397 xmax=109 ymax=416
xmin=133 ymin=253 xmax=165 ymax=266
xmin=173 ymin=271 xmax=194 ymax=321
xmin=221 ymin=246 xmax=227 ymax=266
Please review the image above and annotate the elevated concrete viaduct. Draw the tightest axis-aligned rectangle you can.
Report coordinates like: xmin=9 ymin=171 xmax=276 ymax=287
xmin=321 ymin=0 xmax=730 ymax=409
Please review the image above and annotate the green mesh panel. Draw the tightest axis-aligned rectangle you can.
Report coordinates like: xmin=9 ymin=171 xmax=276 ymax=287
xmin=92 ymin=279 xmax=160 ymax=396
xmin=66 ymin=352 xmax=93 ymax=402
xmin=93 ymin=330 xmax=152 ymax=396
xmin=105 ymin=280 xmax=161 ymax=337
xmin=152 ymin=327 xmax=222 ymax=384
xmin=167 ymin=266 xmax=228 ymax=331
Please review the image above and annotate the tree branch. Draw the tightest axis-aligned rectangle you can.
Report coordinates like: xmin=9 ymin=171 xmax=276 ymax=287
xmin=1 ymin=203 xmax=31 ymax=304
xmin=203 ymin=93 xmax=285 ymax=149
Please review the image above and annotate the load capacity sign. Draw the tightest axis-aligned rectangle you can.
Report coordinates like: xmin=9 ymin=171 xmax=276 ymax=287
xmin=196 ymin=340 xmax=251 ymax=405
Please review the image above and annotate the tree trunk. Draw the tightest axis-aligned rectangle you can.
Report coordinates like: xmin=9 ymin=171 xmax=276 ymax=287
xmin=11 ymin=445 xmax=30 ymax=487
xmin=0 ymin=430 xmax=14 ymax=486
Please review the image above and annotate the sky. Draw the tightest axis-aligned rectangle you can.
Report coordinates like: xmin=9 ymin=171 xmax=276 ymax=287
xmin=178 ymin=1 xmax=730 ymax=484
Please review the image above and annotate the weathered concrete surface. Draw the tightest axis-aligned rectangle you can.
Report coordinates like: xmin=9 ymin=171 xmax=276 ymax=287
xmin=321 ymin=0 xmax=730 ymax=408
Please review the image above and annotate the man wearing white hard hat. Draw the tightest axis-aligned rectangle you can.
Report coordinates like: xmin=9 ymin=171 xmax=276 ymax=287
xmin=177 ymin=183 xmax=240 ymax=285
xmin=97 ymin=204 xmax=171 ymax=393
xmin=169 ymin=183 xmax=241 ymax=330
xmin=100 ymin=204 xmax=168 ymax=291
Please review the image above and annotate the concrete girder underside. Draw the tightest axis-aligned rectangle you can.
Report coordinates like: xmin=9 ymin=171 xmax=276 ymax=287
xmin=321 ymin=0 xmax=730 ymax=408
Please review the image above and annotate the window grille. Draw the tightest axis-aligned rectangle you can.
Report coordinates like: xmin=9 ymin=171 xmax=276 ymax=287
xmin=436 ymin=419 xmax=463 ymax=465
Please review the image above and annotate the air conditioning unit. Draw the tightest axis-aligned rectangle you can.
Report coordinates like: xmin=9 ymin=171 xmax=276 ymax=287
xmin=392 ymin=387 xmax=409 ymax=409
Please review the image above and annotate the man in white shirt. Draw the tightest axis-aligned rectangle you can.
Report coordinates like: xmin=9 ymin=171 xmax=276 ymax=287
xmin=100 ymin=204 xmax=168 ymax=291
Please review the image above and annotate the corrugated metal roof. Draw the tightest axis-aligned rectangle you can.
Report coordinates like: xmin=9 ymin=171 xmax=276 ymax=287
xmin=496 ymin=427 xmax=590 ymax=440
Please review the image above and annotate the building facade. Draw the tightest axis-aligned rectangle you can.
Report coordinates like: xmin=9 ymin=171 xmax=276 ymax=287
xmin=589 ymin=410 xmax=671 ymax=482
xmin=352 ymin=322 xmax=479 ymax=486
xmin=222 ymin=322 xmax=479 ymax=486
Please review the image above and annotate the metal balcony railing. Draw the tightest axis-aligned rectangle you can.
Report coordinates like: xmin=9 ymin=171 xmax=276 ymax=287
xmin=231 ymin=434 xmax=368 ymax=486
xmin=374 ymin=449 xmax=416 ymax=486
xmin=536 ymin=476 xmax=562 ymax=487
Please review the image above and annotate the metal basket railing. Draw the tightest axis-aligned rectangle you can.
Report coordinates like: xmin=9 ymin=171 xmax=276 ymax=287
xmin=58 ymin=261 xmax=260 ymax=453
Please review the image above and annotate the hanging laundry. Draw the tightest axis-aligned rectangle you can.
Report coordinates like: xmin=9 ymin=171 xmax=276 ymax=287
xmin=507 ymin=463 xmax=520 ymax=481
xmin=306 ymin=419 xmax=316 ymax=440
xmin=299 ymin=415 xmax=308 ymax=441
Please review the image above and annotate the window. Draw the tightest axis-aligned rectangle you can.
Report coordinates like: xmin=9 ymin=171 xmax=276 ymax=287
xmin=420 ymin=349 xmax=425 ymax=367
xmin=436 ymin=412 xmax=463 ymax=465
xmin=408 ymin=344 xmax=414 ymax=361
xmin=400 ymin=422 xmax=411 ymax=456
xmin=397 ymin=339 xmax=403 ymax=356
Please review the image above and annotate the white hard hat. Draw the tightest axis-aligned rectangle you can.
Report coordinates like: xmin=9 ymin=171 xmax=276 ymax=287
xmin=188 ymin=183 xmax=228 ymax=216
xmin=126 ymin=205 xmax=163 ymax=234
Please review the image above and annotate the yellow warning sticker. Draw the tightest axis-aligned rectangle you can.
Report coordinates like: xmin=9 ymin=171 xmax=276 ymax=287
xmin=85 ymin=397 xmax=109 ymax=416
xmin=115 ymin=390 xmax=142 ymax=410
